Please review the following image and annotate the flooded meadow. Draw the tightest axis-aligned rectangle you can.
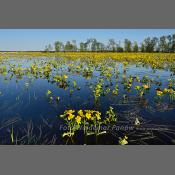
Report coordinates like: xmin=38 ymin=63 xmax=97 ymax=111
xmin=0 ymin=52 xmax=175 ymax=144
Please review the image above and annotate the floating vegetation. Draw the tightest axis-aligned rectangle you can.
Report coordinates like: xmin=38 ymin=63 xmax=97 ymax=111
xmin=119 ymin=136 xmax=128 ymax=145
xmin=59 ymin=107 xmax=116 ymax=141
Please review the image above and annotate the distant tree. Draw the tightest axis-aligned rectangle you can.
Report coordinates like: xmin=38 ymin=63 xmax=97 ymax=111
xmin=143 ymin=37 xmax=158 ymax=52
xmin=45 ymin=44 xmax=53 ymax=51
xmin=107 ymin=39 xmax=117 ymax=51
xmin=172 ymin=34 xmax=175 ymax=52
xmin=116 ymin=46 xmax=124 ymax=52
xmin=116 ymin=42 xmax=123 ymax=52
xmin=124 ymin=39 xmax=132 ymax=52
xmin=64 ymin=41 xmax=74 ymax=51
xmin=167 ymin=35 xmax=172 ymax=52
xmin=95 ymin=42 xmax=100 ymax=51
xmin=151 ymin=37 xmax=159 ymax=52
xmin=154 ymin=38 xmax=160 ymax=52
xmin=140 ymin=43 xmax=145 ymax=52
xmin=159 ymin=36 xmax=168 ymax=52
xmin=72 ymin=40 xmax=77 ymax=51
xmin=52 ymin=33 xmax=175 ymax=53
xmin=84 ymin=42 xmax=88 ymax=51
xmin=91 ymin=38 xmax=98 ymax=51
xmin=54 ymin=41 xmax=63 ymax=52
xmin=84 ymin=38 xmax=100 ymax=51
xmin=152 ymin=37 xmax=159 ymax=52
xmin=144 ymin=37 xmax=152 ymax=52
xmin=133 ymin=41 xmax=139 ymax=52
xmin=80 ymin=42 xmax=85 ymax=51
xmin=99 ymin=43 xmax=105 ymax=51
xmin=84 ymin=38 xmax=92 ymax=51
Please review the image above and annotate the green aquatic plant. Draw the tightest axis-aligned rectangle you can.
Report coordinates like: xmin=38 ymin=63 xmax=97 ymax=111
xmin=156 ymin=89 xmax=164 ymax=97
xmin=72 ymin=80 xmax=77 ymax=88
xmin=100 ymin=66 xmax=113 ymax=82
xmin=69 ymin=89 xmax=74 ymax=96
xmin=119 ymin=136 xmax=128 ymax=145
xmin=56 ymin=96 xmax=60 ymax=102
xmin=46 ymin=90 xmax=52 ymax=96
xmin=60 ymin=110 xmax=81 ymax=138
xmin=104 ymin=106 xmax=117 ymax=124
xmin=168 ymin=79 xmax=174 ymax=88
xmin=82 ymin=66 xmax=94 ymax=78
xmin=136 ymin=76 xmax=140 ymax=82
xmin=135 ymin=83 xmax=150 ymax=97
xmin=93 ymin=79 xmax=104 ymax=102
xmin=112 ymin=84 xmax=119 ymax=95
xmin=123 ymin=61 xmax=129 ymax=67
xmin=59 ymin=108 xmax=118 ymax=141
xmin=163 ymin=88 xmax=175 ymax=100
xmin=103 ymin=87 xmax=111 ymax=96
xmin=11 ymin=125 xmax=14 ymax=144
xmin=30 ymin=64 xmax=39 ymax=74
xmin=11 ymin=66 xmax=24 ymax=76
xmin=42 ymin=65 xmax=52 ymax=77
xmin=0 ymin=66 xmax=7 ymax=75
xmin=53 ymin=74 xmax=69 ymax=88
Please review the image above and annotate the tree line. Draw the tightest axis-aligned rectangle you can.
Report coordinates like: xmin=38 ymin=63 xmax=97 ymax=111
xmin=44 ymin=34 xmax=175 ymax=53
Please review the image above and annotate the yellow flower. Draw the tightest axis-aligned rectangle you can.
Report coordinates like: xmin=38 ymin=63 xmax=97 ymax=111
xmin=169 ymin=88 xmax=174 ymax=94
xmin=66 ymin=110 xmax=75 ymax=114
xmin=75 ymin=115 xmax=81 ymax=124
xmin=124 ymin=136 xmax=128 ymax=139
xmin=78 ymin=110 xmax=84 ymax=117
xmin=140 ymin=91 xmax=144 ymax=97
xmin=163 ymin=88 xmax=168 ymax=93
xmin=135 ymin=86 xmax=141 ymax=90
xmin=156 ymin=90 xmax=163 ymax=96
xmin=143 ymin=84 xmax=149 ymax=89
xmin=85 ymin=113 xmax=92 ymax=120
xmin=96 ymin=84 xmax=101 ymax=89
xmin=63 ymin=75 xmax=68 ymax=79
xmin=119 ymin=136 xmax=128 ymax=145
xmin=47 ymin=90 xmax=52 ymax=95
xmin=65 ymin=110 xmax=75 ymax=120
xmin=67 ymin=113 xmax=75 ymax=120
xmin=95 ymin=111 xmax=101 ymax=120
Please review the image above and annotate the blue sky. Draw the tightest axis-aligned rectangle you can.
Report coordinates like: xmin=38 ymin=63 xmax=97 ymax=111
xmin=0 ymin=29 xmax=175 ymax=51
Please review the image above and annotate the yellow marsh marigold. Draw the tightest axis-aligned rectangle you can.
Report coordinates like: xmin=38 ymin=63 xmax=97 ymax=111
xmin=156 ymin=90 xmax=163 ymax=96
xmin=63 ymin=75 xmax=68 ymax=79
xmin=95 ymin=111 xmax=101 ymax=120
xmin=143 ymin=84 xmax=149 ymax=89
xmin=163 ymin=88 xmax=169 ymax=93
xmin=66 ymin=110 xmax=75 ymax=114
xmin=67 ymin=113 xmax=75 ymax=120
xmin=75 ymin=115 xmax=81 ymax=125
xmin=65 ymin=110 xmax=75 ymax=120
xmin=78 ymin=110 xmax=84 ymax=117
xmin=47 ymin=90 xmax=52 ymax=95
xmin=119 ymin=136 xmax=128 ymax=145
xmin=85 ymin=112 xmax=92 ymax=120
xmin=169 ymin=88 xmax=175 ymax=94
xmin=135 ymin=86 xmax=141 ymax=91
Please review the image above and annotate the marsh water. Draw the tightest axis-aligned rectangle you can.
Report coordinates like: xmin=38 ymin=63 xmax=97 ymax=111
xmin=0 ymin=56 xmax=175 ymax=144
